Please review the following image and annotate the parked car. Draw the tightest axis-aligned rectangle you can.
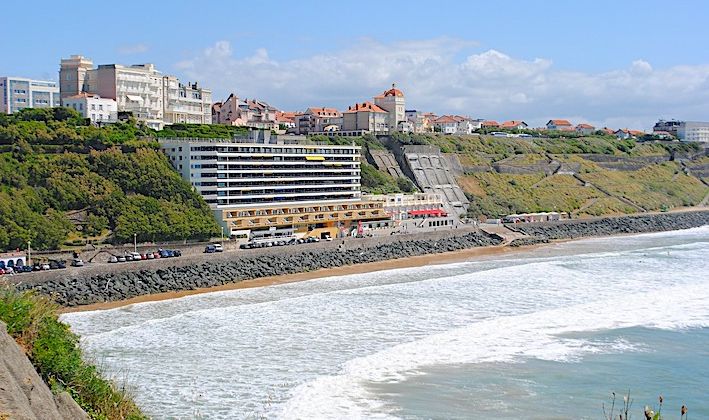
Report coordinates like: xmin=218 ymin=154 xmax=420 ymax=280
xmin=125 ymin=254 xmax=134 ymax=262
xmin=212 ymin=243 xmax=224 ymax=252
xmin=153 ymin=252 xmax=161 ymax=259
xmin=146 ymin=253 xmax=154 ymax=260
xmin=117 ymin=255 xmax=126 ymax=263
xmin=129 ymin=252 xmax=142 ymax=261
xmin=173 ymin=249 xmax=182 ymax=257
xmin=41 ymin=263 xmax=50 ymax=270
xmin=71 ymin=258 xmax=85 ymax=267
xmin=108 ymin=256 xmax=118 ymax=263
xmin=2 ymin=267 xmax=12 ymax=275
xmin=204 ymin=245 xmax=216 ymax=253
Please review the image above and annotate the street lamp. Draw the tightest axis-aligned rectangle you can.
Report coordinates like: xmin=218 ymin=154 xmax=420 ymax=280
xmin=220 ymin=226 xmax=224 ymax=241
xmin=27 ymin=240 xmax=31 ymax=266
xmin=133 ymin=233 xmax=137 ymax=253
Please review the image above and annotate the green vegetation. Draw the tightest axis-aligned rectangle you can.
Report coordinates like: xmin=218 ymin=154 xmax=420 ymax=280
xmin=155 ymin=123 xmax=248 ymax=139
xmin=0 ymin=108 xmax=219 ymax=252
xmin=0 ymin=287 xmax=146 ymax=419
xmin=361 ymin=163 xmax=412 ymax=194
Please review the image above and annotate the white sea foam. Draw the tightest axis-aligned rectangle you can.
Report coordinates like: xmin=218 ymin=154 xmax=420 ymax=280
xmin=60 ymin=227 xmax=709 ymax=419
xmin=278 ymin=283 xmax=709 ymax=419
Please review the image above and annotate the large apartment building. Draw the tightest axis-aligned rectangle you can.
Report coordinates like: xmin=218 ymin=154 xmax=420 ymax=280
xmin=678 ymin=121 xmax=709 ymax=143
xmin=0 ymin=77 xmax=60 ymax=114
xmin=159 ymin=131 xmax=388 ymax=239
xmin=59 ymin=55 xmax=211 ymax=129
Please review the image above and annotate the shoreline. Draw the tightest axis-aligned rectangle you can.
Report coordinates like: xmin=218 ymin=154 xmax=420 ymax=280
xmin=63 ymin=220 xmax=709 ymax=314
xmin=61 ymin=242 xmax=523 ymax=313
xmin=16 ymin=210 xmax=709 ymax=312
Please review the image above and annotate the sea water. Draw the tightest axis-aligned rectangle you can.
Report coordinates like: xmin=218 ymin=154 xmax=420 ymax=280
xmin=62 ymin=227 xmax=709 ymax=419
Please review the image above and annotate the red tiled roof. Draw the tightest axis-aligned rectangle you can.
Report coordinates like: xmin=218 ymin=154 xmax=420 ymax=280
xmin=433 ymin=115 xmax=459 ymax=124
xmin=548 ymin=119 xmax=572 ymax=126
xmin=576 ymin=123 xmax=594 ymax=129
xmin=307 ymin=107 xmax=341 ymax=117
xmin=381 ymin=83 xmax=404 ymax=98
xmin=481 ymin=120 xmax=499 ymax=126
xmin=501 ymin=120 xmax=526 ymax=127
xmin=344 ymin=102 xmax=388 ymax=113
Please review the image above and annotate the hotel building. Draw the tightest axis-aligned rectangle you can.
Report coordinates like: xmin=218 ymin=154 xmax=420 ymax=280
xmin=0 ymin=77 xmax=60 ymax=114
xmin=59 ymin=55 xmax=211 ymax=129
xmin=159 ymin=130 xmax=388 ymax=239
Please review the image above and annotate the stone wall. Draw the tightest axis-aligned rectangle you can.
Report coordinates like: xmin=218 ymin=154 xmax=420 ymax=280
xmin=17 ymin=231 xmax=502 ymax=307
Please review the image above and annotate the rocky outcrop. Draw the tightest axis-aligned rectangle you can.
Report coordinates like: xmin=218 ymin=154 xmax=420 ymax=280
xmin=506 ymin=210 xmax=709 ymax=240
xmin=0 ymin=323 xmax=88 ymax=420
xmin=19 ymin=232 xmax=502 ymax=307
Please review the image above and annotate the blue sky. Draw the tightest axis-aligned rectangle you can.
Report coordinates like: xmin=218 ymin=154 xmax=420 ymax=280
xmin=3 ymin=0 xmax=709 ymax=129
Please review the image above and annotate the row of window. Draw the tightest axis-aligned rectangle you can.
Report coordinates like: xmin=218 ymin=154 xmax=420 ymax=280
xmin=189 ymin=146 xmax=357 ymax=154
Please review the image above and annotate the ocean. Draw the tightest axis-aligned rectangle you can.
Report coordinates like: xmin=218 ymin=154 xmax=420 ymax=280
xmin=61 ymin=227 xmax=709 ymax=419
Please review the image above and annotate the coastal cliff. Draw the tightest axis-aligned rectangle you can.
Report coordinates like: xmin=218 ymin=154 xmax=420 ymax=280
xmin=12 ymin=210 xmax=709 ymax=308
xmin=0 ymin=322 xmax=87 ymax=420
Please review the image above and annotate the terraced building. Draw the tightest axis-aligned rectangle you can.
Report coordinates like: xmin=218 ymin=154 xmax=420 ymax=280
xmin=159 ymin=131 xmax=389 ymax=240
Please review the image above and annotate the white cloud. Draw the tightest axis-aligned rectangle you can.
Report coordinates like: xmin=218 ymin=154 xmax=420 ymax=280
xmin=176 ymin=38 xmax=709 ymax=130
xmin=117 ymin=43 xmax=149 ymax=55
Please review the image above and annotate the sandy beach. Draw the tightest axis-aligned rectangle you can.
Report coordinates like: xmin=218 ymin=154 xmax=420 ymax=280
xmin=62 ymin=242 xmax=527 ymax=313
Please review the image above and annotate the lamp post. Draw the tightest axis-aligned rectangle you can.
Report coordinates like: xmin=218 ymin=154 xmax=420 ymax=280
xmin=220 ymin=226 xmax=224 ymax=242
xmin=133 ymin=233 xmax=137 ymax=253
xmin=27 ymin=240 xmax=31 ymax=266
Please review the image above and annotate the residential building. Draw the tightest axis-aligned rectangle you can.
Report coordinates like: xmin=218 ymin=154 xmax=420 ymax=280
xmin=276 ymin=111 xmax=296 ymax=129
xmin=432 ymin=115 xmax=460 ymax=134
xmin=677 ymin=121 xmax=709 ymax=143
xmin=59 ymin=55 xmax=211 ymax=129
xmin=162 ymin=77 xmax=212 ymax=125
xmin=653 ymin=119 xmax=682 ymax=137
xmin=615 ymin=128 xmax=645 ymax=140
xmin=212 ymin=93 xmax=277 ymax=129
xmin=373 ymin=84 xmax=406 ymax=134
xmin=0 ymin=77 xmax=60 ymax=114
xmin=481 ymin=120 xmax=499 ymax=128
xmin=294 ymin=107 xmax=342 ymax=134
xmin=405 ymin=110 xmax=433 ymax=133
xmin=500 ymin=120 xmax=528 ymax=130
xmin=342 ymin=102 xmax=389 ymax=134
xmin=546 ymin=119 xmax=574 ymax=131
xmin=159 ymin=130 xmax=388 ymax=239
xmin=575 ymin=123 xmax=595 ymax=135
xmin=62 ymin=93 xmax=117 ymax=124
xmin=370 ymin=193 xmax=446 ymax=221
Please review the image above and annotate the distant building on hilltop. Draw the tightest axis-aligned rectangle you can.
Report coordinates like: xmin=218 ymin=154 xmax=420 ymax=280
xmin=653 ymin=119 xmax=682 ymax=137
xmin=62 ymin=93 xmax=117 ymax=124
xmin=546 ymin=119 xmax=574 ymax=131
xmin=373 ymin=84 xmax=406 ymax=134
xmin=677 ymin=121 xmax=709 ymax=143
xmin=342 ymin=102 xmax=389 ymax=134
xmin=212 ymin=93 xmax=277 ymax=129
xmin=59 ymin=55 xmax=212 ymax=129
xmin=0 ymin=76 xmax=60 ymax=114
xmin=500 ymin=120 xmax=528 ymax=130
xmin=294 ymin=107 xmax=343 ymax=134
xmin=575 ymin=123 xmax=595 ymax=135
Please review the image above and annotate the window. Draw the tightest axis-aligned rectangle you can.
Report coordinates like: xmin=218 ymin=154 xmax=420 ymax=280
xmin=99 ymin=104 xmax=103 ymax=111
xmin=91 ymin=104 xmax=96 ymax=110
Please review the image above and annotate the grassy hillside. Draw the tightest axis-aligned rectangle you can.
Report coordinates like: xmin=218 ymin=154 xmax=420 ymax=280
xmin=0 ymin=108 xmax=218 ymax=252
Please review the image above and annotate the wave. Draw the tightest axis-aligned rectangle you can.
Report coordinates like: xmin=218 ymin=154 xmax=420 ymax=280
xmin=279 ymin=283 xmax=709 ymax=419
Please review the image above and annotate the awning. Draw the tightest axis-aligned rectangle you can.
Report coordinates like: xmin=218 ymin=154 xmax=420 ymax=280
xmin=408 ymin=209 xmax=448 ymax=217
xmin=305 ymin=155 xmax=325 ymax=161
xmin=125 ymin=95 xmax=143 ymax=102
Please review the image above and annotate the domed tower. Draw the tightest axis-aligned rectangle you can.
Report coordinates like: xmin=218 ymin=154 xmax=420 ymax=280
xmin=374 ymin=83 xmax=406 ymax=133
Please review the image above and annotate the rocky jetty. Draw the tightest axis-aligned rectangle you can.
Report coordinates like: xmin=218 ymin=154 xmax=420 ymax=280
xmin=18 ymin=232 xmax=501 ymax=307
xmin=507 ymin=210 xmax=709 ymax=240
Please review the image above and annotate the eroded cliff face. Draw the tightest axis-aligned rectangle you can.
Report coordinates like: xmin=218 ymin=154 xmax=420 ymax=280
xmin=0 ymin=322 xmax=87 ymax=420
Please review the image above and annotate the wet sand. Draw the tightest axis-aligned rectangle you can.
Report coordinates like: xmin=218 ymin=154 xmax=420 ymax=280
xmin=62 ymin=242 xmax=531 ymax=313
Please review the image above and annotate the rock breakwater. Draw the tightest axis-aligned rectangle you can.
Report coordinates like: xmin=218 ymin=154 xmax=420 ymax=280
xmin=17 ymin=232 xmax=501 ymax=307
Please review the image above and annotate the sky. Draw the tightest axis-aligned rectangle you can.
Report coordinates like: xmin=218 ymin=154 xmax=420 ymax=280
xmin=3 ymin=0 xmax=709 ymax=129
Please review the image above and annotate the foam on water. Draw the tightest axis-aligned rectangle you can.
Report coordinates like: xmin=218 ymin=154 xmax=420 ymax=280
xmin=60 ymin=227 xmax=709 ymax=419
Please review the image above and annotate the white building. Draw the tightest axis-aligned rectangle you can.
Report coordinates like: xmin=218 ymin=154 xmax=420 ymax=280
xmin=369 ymin=193 xmax=446 ymax=221
xmin=163 ymin=77 xmax=212 ymax=125
xmin=0 ymin=77 xmax=60 ymax=114
xmin=374 ymin=84 xmax=406 ymax=134
xmin=62 ymin=93 xmax=117 ymax=124
xmin=678 ymin=121 xmax=709 ymax=143
xmin=159 ymin=131 xmax=388 ymax=239
xmin=60 ymin=55 xmax=211 ymax=129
